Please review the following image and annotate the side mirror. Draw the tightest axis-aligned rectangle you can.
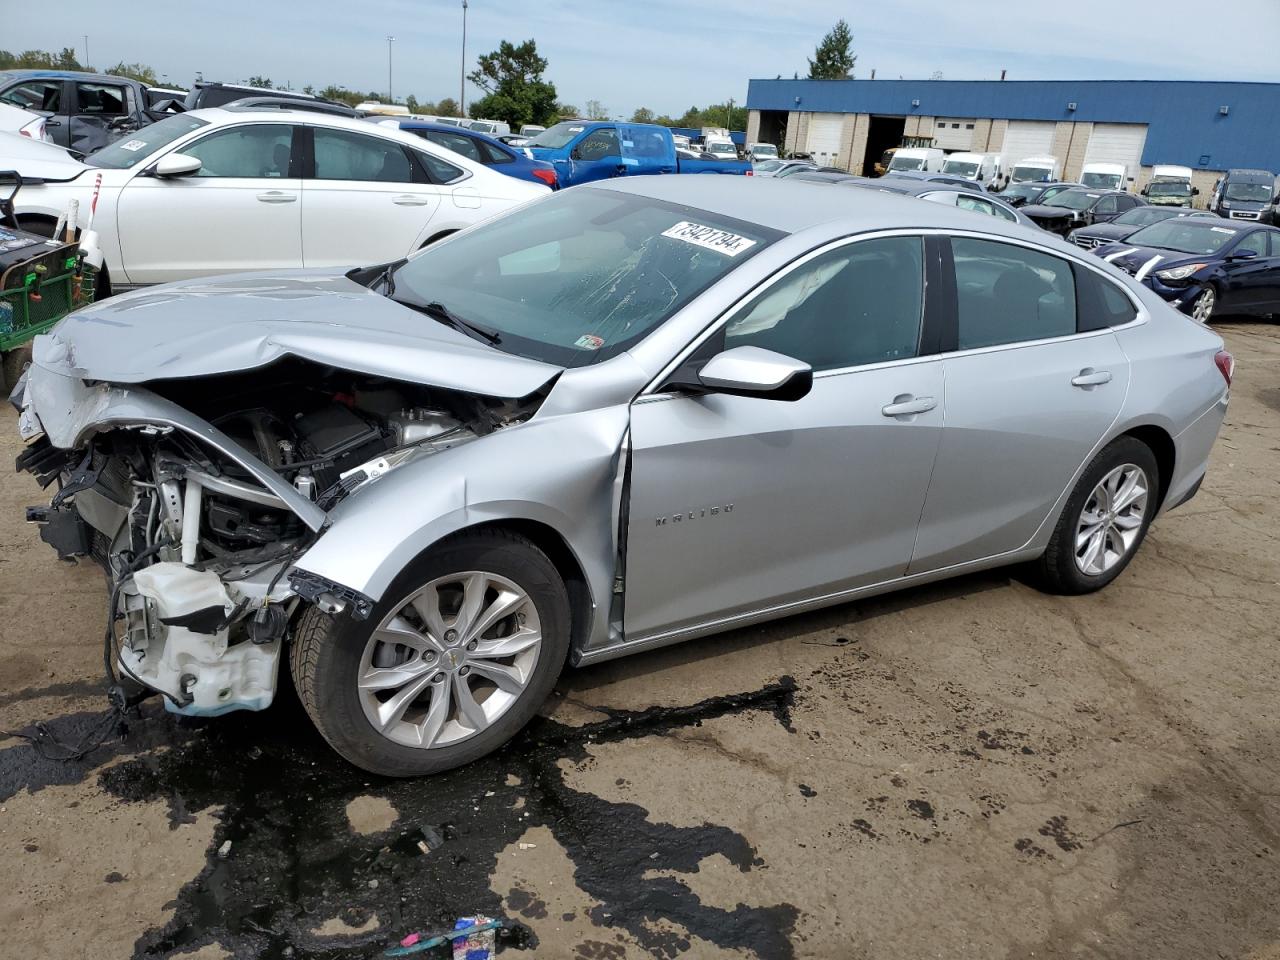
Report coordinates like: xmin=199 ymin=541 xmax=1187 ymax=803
xmin=1193 ymin=187 xmax=1200 ymax=196
xmin=1140 ymin=187 xmax=1148 ymax=196
xmin=695 ymin=346 xmax=812 ymax=401
xmin=153 ymin=153 xmax=202 ymax=178
xmin=1229 ymin=248 xmax=1258 ymax=261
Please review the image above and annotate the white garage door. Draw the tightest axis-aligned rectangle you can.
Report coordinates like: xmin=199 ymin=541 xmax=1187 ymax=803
xmin=805 ymin=114 xmax=844 ymax=166
xmin=933 ymin=117 xmax=975 ymax=151
xmin=1083 ymin=123 xmax=1148 ymax=178
xmin=1001 ymin=120 xmax=1056 ymax=167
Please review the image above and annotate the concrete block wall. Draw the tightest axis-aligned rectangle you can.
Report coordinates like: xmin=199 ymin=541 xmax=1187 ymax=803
xmin=840 ymin=113 xmax=870 ymax=172
xmin=1053 ymin=121 xmax=1093 ymax=182
xmin=903 ymin=115 xmax=935 ymax=137
xmin=746 ymin=110 xmax=761 ymax=145
xmin=785 ymin=111 xmax=809 ymax=155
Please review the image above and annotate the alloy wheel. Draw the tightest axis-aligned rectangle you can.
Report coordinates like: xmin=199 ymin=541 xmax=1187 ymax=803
xmin=1074 ymin=464 xmax=1149 ymax=576
xmin=357 ymin=570 xmax=542 ymax=749
xmin=1192 ymin=287 xmax=1215 ymax=323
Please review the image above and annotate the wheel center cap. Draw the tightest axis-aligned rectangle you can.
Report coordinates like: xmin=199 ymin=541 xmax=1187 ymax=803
xmin=444 ymin=649 xmax=463 ymax=669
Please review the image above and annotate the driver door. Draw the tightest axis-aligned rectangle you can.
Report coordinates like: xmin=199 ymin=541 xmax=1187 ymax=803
xmin=116 ymin=122 xmax=304 ymax=285
xmin=568 ymin=127 xmax=625 ymax=184
xmin=623 ymin=235 xmax=945 ymax=642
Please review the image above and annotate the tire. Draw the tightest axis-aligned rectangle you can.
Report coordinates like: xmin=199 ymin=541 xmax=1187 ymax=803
xmin=290 ymin=529 xmax=570 ymax=776
xmin=1 ymin=344 xmax=33 ymax=396
xmin=1191 ymin=284 xmax=1217 ymax=324
xmin=1035 ymin=436 xmax=1160 ymax=595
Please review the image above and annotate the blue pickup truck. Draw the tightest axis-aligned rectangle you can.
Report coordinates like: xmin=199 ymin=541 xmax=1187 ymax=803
xmin=525 ymin=121 xmax=751 ymax=187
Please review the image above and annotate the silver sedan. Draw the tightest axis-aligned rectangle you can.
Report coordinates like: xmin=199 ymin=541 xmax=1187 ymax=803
xmin=14 ymin=177 xmax=1232 ymax=776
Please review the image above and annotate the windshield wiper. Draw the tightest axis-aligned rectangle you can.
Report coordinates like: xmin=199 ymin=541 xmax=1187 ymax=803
xmin=413 ymin=300 xmax=502 ymax=345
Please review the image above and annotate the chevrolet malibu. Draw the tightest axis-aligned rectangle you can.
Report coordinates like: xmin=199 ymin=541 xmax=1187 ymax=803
xmin=12 ymin=177 xmax=1231 ymax=776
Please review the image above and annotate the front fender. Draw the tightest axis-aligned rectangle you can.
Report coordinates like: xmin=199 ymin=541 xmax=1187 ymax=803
xmin=292 ymin=405 xmax=631 ymax=650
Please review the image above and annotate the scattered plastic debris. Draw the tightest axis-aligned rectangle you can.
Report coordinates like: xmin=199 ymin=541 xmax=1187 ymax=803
xmin=384 ymin=917 xmax=501 ymax=957
xmin=217 ymin=840 xmax=232 ymax=859
xmin=415 ymin=825 xmax=448 ymax=856
xmin=518 ymin=842 xmax=536 ymax=850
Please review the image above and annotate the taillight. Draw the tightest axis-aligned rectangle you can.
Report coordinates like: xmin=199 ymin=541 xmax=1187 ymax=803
xmin=531 ymin=168 xmax=557 ymax=187
xmin=745 ymin=170 xmax=753 ymax=176
xmin=1214 ymin=349 xmax=1234 ymax=386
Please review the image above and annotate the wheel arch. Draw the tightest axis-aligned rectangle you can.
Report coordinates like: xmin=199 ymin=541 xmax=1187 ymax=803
xmin=1118 ymin=423 xmax=1176 ymax=510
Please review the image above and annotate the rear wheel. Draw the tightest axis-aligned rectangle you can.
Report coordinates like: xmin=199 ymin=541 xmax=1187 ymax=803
xmin=1 ymin=345 xmax=33 ymax=395
xmin=1035 ymin=436 xmax=1159 ymax=594
xmin=1191 ymin=285 xmax=1216 ymax=323
xmin=290 ymin=529 xmax=570 ymax=776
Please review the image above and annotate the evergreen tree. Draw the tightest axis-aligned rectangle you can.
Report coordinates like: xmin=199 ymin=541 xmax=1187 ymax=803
xmin=808 ymin=19 xmax=856 ymax=79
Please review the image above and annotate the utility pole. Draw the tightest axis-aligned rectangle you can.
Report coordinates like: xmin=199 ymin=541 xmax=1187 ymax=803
xmin=727 ymin=97 xmax=734 ymax=130
xmin=386 ymin=36 xmax=395 ymax=104
xmin=83 ymin=35 xmax=89 ymax=69
xmin=460 ymin=0 xmax=469 ymax=117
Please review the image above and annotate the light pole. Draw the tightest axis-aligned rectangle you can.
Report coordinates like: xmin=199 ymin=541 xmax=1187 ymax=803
xmin=460 ymin=0 xmax=468 ymax=117
xmin=386 ymin=36 xmax=396 ymax=104
xmin=726 ymin=97 xmax=734 ymax=130
xmin=83 ymin=35 xmax=89 ymax=69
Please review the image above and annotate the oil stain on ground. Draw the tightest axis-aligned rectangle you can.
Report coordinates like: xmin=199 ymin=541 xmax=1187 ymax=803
xmin=6 ymin=677 xmax=801 ymax=960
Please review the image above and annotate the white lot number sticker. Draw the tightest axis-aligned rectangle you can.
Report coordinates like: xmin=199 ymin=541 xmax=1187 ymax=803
xmin=119 ymin=139 xmax=149 ymax=152
xmin=1210 ymin=226 xmax=1237 ymax=234
xmin=661 ymin=221 xmax=757 ymax=257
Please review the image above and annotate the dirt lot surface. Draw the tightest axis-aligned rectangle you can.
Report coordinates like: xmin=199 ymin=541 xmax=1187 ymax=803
xmin=1 ymin=322 xmax=1277 ymax=960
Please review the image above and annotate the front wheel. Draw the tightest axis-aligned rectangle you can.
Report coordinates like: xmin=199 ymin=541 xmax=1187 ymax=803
xmin=1035 ymin=436 xmax=1159 ymax=595
xmin=1191 ymin=285 xmax=1217 ymax=323
xmin=291 ymin=529 xmax=570 ymax=776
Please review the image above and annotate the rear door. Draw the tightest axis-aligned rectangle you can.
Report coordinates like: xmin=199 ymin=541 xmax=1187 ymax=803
xmin=115 ymin=122 xmax=304 ymax=284
xmin=70 ymin=79 xmax=135 ymax=153
xmin=910 ymin=236 xmax=1131 ymax=573
xmin=619 ymin=125 xmax=676 ymax=175
xmin=301 ymin=125 xmax=442 ymax=268
xmin=1219 ymin=229 xmax=1277 ymax=312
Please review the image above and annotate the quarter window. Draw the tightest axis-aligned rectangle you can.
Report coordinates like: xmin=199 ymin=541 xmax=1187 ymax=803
xmin=724 ymin=236 xmax=924 ymax=371
xmin=950 ymin=237 xmax=1077 ymax=349
xmin=313 ymin=128 xmax=413 ymax=182
xmin=1075 ymin=266 xmax=1137 ymax=331
xmin=416 ymin=150 xmax=465 ymax=184
xmin=181 ymin=124 xmax=293 ymax=178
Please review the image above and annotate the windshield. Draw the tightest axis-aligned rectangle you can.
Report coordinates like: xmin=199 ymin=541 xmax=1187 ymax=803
xmin=708 ymin=142 xmax=736 ymax=155
xmin=889 ymin=155 xmax=924 ymax=171
xmin=752 ymin=145 xmax=777 ymax=157
xmin=526 ymin=122 xmax=588 ymax=149
xmin=754 ymin=159 xmax=784 ymax=172
xmin=1147 ymin=181 xmax=1191 ymax=197
xmin=1225 ymin=181 xmax=1272 ymax=202
xmin=85 ymin=114 xmax=209 ymax=168
xmin=390 ymin=188 xmax=778 ymax=366
xmin=942 ymin=160 xmax=980 ymax=178
xmin=1126 ymin=220 xmax=1239 ymax=255
xmin=1010 ymin=165 xmax=1052 ymax=183
xmin=1000 ymin=183 xmax=1038 ymax=201
xmin=1080 ymin=171 xmax=1122 ymax=189
xmin=1114 ymin=206 xmax=1180 ymax=226
xmin=1045 ymin=191 xmax=1100 ymax=211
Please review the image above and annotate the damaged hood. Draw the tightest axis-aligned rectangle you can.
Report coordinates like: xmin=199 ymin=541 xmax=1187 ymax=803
xmin=1095 ymin=243 xmax=1205 ymax=280
xmin=38 ymin=271 xmax=561 ymax=398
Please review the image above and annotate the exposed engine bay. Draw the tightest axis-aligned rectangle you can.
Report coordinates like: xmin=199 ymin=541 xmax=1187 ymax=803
xmin=16 ymin=358 xmax=545 ymax=716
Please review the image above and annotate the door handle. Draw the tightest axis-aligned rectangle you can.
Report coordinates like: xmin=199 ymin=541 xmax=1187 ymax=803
xmin=392 ymin=195 xmax=431 ymax=206
xmin=256 ymin=191 xmax=296 ymax=203
xmin=1071 ymin=368 xmax=1113 ymax=387
xmin=881 ymin=395 xmax=937 ymax=418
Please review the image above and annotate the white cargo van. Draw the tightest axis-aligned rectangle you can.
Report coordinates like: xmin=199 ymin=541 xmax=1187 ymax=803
xmin=1142 ymin=165 xmax=1197 ymax=207
xmin=940 ymin=152 xmax=1004 ymax=185
xmin=1008 ymin=155 xmax=1060 ymax=184
xmin=1080 ymin=161 xmax=1128 ymax=191
xmin=887 ymin=147 xmax=945 ymax=173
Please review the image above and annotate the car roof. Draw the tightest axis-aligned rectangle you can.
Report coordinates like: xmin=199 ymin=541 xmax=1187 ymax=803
xmin=593 ymin=175 xmax=1045 ymax=242
xmin=0 ymin=69 xmax=129 ymax=83
xmin=396 ymin=120 xmax=508 ymax=144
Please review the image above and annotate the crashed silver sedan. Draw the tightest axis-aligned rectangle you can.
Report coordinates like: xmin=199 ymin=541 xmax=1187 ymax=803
xmin=12 ymin=177 xmax=1231 ymax=776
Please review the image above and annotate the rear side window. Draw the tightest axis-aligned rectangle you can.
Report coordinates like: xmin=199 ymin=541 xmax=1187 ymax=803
xmin=424 ymin=129 xmax=482 ymax=163
xmin=951 ymin=238 xmax=1077 ymax=349
xmin=313 ymin=128 xmax=413 ymax=182
xmin=1075 ymin=266 xmax=1137 ymax=331
xmin=478 ymin=139 xmax=513 ymax=164
xmin=1 ymin=80 xmax=61 ymax=112
xmin=76 ymin=82 xmax=128 ymax=116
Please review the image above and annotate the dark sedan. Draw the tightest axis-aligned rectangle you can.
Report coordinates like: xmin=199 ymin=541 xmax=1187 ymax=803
xmin=1095 ymin=218 xmax=1280 ymax=322
xmin=1068 ymin=206 xmax=1218 ymax=250
xmin=1022 ymin=187 xmax=1143 ymax=236
xmin=996 ymin=180 xmax=1080 ymax=208
xmin=880 ymin=170 xmax=989 ymax=192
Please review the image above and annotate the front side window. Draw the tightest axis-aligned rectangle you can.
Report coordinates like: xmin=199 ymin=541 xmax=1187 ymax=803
xmin=182 ymin=124 xmax=293 ymax=178
xmin=575 ymin=128 xmax=620 ymax=161
xmin=390 ymin=187 xmax=779 ymax=366
xmin=951 ymin=237 xmax=1077 ymax=349
xmin=313 ymin=128 xmax=413 ymax=182
xmin=1235 ymin=231 xmax=1268 ymax=257
xmin=85 ymin=114 xmax=209 ymax=169
xmin=1 ymin=80 xmax=61 ymax=113
xmin=725 ymin=237 xmax=924 ymax=371
xmin=76 ymin=82 xmax=127 ymax=116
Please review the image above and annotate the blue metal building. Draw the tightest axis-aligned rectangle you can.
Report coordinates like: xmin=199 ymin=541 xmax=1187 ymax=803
xmin=745 ymin=78 xmax=1280 ymax=185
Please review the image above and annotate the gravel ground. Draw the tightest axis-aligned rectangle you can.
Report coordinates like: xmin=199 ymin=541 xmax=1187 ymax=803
xmin=0 ymin=321 xmax=1277 ymax=960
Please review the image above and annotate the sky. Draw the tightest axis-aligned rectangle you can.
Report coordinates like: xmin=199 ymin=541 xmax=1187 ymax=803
xmin=10 ymin=0 xmax=1280 ymax=118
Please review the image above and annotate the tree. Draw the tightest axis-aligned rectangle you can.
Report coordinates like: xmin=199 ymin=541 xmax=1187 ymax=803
xmin=630 ymin=106 xmax=655 ymax=123
xmin=434 ymin=97 xmax=460 ymax=117
xmin=107 ymin=62 xmax=158 ymax=85
xmin=467 ymin=39 xmax=558 ymax=128
xmin=555 ymin=102 xmax=579 ymax=118
xmin=583 ymin=99 xmax=608 ymax=120
xmin=808 ymin=19 xmax=855 ymax=79
xmin=247 ymin=76 xmax=273 ymax=89
xmin=318 ymin=85 xmax=362 ymax=107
